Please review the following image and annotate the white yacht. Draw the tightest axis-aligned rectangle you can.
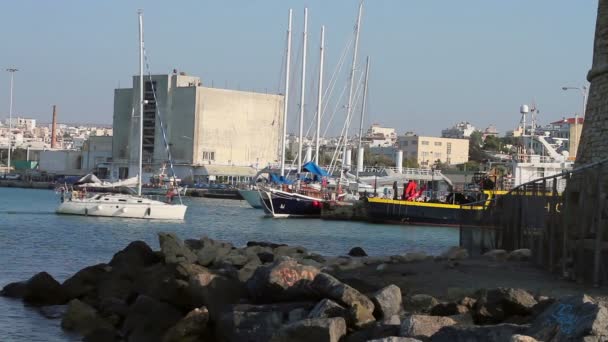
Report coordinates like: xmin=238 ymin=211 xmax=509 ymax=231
xmin=56 ymin=11 xmax=187 ymax=220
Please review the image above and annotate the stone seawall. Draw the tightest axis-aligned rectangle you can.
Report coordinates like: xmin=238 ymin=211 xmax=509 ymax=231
xmin=2 ymin=233 xmax=607 ymax=341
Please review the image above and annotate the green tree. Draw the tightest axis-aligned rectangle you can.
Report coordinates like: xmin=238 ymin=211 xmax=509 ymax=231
xmin=468 ymin=130 xmax=485 ymax=162
xmin=403 ymin=158 xmax=419 ymax=168
xmin=457 ymin=161 xmax=481 ymax=172
xmin=483 ymin=135 xmax=501 ymax=151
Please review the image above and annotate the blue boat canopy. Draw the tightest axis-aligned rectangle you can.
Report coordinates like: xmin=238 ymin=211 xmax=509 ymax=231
xmin=270 ymin=173 xmax=294 ymax=185
xmin=302 ymin=161 xmax=329 ymax=177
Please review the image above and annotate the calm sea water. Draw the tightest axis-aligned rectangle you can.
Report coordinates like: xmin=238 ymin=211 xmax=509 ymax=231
xmin=0 ymin=187 xmax=458 ymax=341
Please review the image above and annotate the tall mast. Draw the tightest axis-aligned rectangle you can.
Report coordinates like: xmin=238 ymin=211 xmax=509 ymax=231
xmin=298 ymin=8 xmax=308 ymax=173
xmin=137 ymin=10 xmax=144 ymax=196
xmin=343 ymin=3 xmax=363 ymax=168
xmin=356 ymin=56 xmax=370 ymax=179
xmin=280 ymin=9 xmax=292 ymax=177
xmin=315 ymin=26 xmax=325 ymax=164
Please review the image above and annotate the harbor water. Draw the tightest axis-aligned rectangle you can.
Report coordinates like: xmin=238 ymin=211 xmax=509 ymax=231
xmin=0 ymin=187 xmax=458 ymax=341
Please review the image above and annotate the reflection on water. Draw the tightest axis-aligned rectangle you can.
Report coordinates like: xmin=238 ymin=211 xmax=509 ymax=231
xmin=0 ymin=187 xmax=458 ymax=340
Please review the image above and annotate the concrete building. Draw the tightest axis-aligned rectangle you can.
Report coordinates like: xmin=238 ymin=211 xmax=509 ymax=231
xmin=111 ymin=72 xmax=284 ymax=182
xmin=81 ymin=136 xmax=113 ymax=178
xmin=441 ymin=121 xmax=476 ymax=139
xmin=548 ymin=117 xmax=584 ymax=159
xmin=398 ymin=135 xmax=469 ymax=167
xmin=482 ymin=124 xmax=499 ymax=140
xmin=39 ymin=150 xmax=83 ymax=175
xmin=362 ymin=124 xmax=397 ymax=147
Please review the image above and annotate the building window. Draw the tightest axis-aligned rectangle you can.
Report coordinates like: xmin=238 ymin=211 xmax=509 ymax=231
xmin=421 ymin=141 xmax=429 ymax=146
xmin=202 ymin=151 xmax=215 ymax=161
xmin=447 ymin=142 xmax=452 ymax=155
xmin=434 ymin=141 xmax=442 ymax=146
xmin=412 ymin=140 xmax=418 ymax=145
xmin=402 ymin=141 xmax=408 ymax=146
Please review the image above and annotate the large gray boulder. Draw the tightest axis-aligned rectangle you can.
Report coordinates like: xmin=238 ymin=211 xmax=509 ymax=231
xmin=526 ymin=294 xmax=608 ymax=341
xmin=430 ymin=323 xmax=529 ymax=342
xmin=473 ymin=288 xmax=537 ymax=324
xmin=217 ymin=302 xmax=315 ymax=342
xmin=308 ymin=298 xmax=348 ymax=319
xmin=61 ymin=299 xmax=115 ymax=336
xmin=348 ymin=247 xmax=368 ymax=257
xmin=1 ymin=272 xmax=69 ymax=306
xmin=238 ymin=258 xmax=263 ymax=283
xmin=158 ymin=232 xmax=197 ymax=264
xmin=311 ymin=272 xmax=376 ymax=327
xmin=246 ymin=258 xmax=319 ymax=302
xmin=62 ymin=263 xmax=112 ymax=301
xmin=189 ymin=268 xmax=245 ymax=321
xmin=371 ymin=284 xmax=402 ymax=319
xmin=271 ymin=317 xmax=347 ymax=342
xmin=404 ymin=294 xmax=440 ymax=313
xmin=108 ymin=240 xmax=160 ymax=270
xmin=194 ymin=237 xmax=234 ymax=266
xmin=274 ymin=245 xmax=309 ymax=258
xmin=400 ymin=315 xmax=456 ymax=339
xmin=122 ymin=295 xmax=183 ymax=342
xmin=162 ymin=306 xmax=210 ymax=342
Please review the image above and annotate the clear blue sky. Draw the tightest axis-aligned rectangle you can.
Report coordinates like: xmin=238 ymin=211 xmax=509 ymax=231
xmin=0 ymin=0 xmax=598 ymax=136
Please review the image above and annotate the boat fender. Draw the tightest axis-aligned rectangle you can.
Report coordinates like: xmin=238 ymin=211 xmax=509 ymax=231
xmin=122 ymin=207 xmax=128 ymax=213
xmin=146 ymin=207 xmax=151 ymax=216
xmin=84 ymin=208 xmax=88 ymax=216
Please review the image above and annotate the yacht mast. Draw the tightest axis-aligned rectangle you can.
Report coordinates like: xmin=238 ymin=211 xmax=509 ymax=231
xmin=315 ymin=26 xmax=325 ymax=164
xmin=280 ymin=9 xmax=292 ymax=177
xmin=356 ymin=56 xmax=370 ymax=179
xmin=343 ymin=3 xmax=363 ymax=169
xmin=137 ymin=11 xmax=144 ymax=196
xmin=298 ymin=8 xmax=308 ymax=173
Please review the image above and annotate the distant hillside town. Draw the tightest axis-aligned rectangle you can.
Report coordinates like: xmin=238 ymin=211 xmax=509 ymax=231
xmin=0 ymin=70 xmax=584 ymax=188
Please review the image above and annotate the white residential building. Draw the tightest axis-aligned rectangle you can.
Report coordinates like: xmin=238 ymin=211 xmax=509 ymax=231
xmin=441 ymin=122 xmax=476 ymax=139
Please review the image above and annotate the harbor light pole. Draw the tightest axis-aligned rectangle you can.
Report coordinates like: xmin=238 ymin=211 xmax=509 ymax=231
xmin=6 ymin=68 xmax=18 ymax=174
xmin=562 ymin=86 xmax=588 ymax=157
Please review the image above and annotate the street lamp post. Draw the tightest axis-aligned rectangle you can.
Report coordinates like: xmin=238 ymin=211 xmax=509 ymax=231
xmin=562 ymin=86 xmax=588 ymax=158
xmin=6 ymin=68 xmax=18 ymax=175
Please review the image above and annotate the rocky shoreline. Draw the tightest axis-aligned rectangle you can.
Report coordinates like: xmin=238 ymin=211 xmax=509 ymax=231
xmin=2 ymin=233 xmax=607 ymax=341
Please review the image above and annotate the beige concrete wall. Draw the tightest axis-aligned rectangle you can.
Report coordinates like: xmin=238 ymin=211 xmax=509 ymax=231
xmin=112 ymin=89 xmax=132 ymax=162
xmin=399 ymin=135 xmax=469 ymax=166
xmin=195 ymin=87 xmax=283 ymax=166
xmin=169 ymin=87 xmax=196 ymax=163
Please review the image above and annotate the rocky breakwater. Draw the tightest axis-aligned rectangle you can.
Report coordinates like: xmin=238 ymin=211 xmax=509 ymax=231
xmin=1 ymin=238 xmax=607 ymax=342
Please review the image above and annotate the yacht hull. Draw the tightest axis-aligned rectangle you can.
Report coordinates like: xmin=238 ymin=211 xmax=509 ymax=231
xmin=238 ymin=189 xmax=263 ymax=209
xmin=260 ymin=189 xmax=323 ymax=218
xmin=56 ymin=194 xmax=187 ymax=220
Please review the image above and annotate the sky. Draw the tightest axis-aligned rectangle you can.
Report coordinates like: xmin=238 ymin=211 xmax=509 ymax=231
xmin=0 ymin=0 xmax=598 ymax=136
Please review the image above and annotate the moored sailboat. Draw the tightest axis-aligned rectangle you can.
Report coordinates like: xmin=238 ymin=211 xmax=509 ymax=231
xmin=56 ymin=11 xmax=187 ymax=220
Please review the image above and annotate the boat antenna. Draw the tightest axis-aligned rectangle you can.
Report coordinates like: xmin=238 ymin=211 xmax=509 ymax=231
xmin=343 ymin=2 xmax=363 ymax=169
xmin=280 ymin=9 xmax=293 ymax=177
xmin=298 ymin=8 xmax=308 ymax=174
xmin=137 ymin=9 xmax=144 ymax=197
xmin=356 ymin=56 xmax=370 ymax=179
xmin=315 ymin=25 xmax=325 ymax=164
